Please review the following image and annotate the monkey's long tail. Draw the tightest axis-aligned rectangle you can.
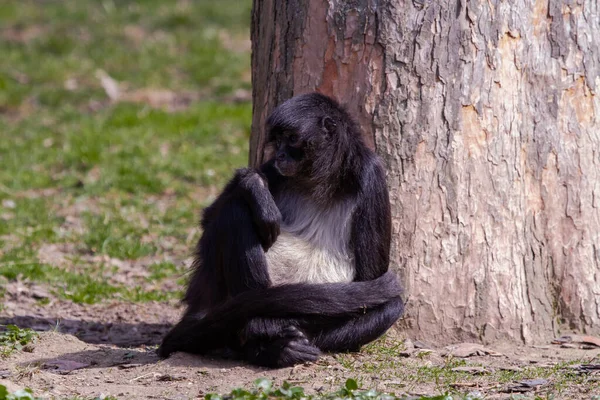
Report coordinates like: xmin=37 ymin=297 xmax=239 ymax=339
xmin=218 ymin=270 xmax=400 ymax=318
xmin=157 ymin=271 xmax=402 ymax=358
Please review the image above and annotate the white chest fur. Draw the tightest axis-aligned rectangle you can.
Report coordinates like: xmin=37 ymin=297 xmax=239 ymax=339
xmin=265 ymin=195 xmax=355 ymax=286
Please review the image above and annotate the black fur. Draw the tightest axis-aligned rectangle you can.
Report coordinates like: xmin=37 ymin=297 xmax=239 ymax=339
xmin=158 ymin=93 xmax=403 ymax=368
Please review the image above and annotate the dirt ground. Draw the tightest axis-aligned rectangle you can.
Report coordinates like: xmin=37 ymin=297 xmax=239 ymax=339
xmin=2 ymin=288 xmax=600 ymax=400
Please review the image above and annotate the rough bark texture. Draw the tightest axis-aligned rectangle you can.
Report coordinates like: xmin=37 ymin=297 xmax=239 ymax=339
xmin=250 ymin=0 xmax=384 ymax=164
xmin=251 ymin=0 xmax=600 ymax=345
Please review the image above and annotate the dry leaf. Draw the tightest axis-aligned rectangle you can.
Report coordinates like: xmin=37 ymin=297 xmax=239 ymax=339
xmin=451 ymin=366 xmax=489 ymax=375
xmin=502 ymin=378 xmax=548 ymax=393
xmin=552 ymin=334 xmax=600 ymax=348
xmin=96 ymin=70 xmax=120 ymax=101
xmin=118 ymin=363 xmax=143 ymax=369
xmin=442 ymin=343 xmax=503 ymax=358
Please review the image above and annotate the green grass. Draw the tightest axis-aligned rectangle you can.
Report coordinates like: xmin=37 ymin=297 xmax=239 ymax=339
xmin=0 ymin=0 xmax=252 ymax=304
xmin=0 ymin=380 xmax=449 ymax=400
xmin=0 ymin=247 xmax=173 ymax=304
xmin=0 ymin=0 xmax=251 ymax=107
xmin=333 ymin=337 xmax=600 ymax=398
xmin=147 ymin=261 xmax=185 ymax=282
xmin=207 ymin=379 xmax=454 ymax=400
xmin=82 ymin=212 xmax=156 ymax=259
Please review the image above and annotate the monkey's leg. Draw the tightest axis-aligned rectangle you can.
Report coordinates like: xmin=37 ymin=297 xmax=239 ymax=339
xmin=235 ymin=274 xmax=403 ymax=367
xmin=159 ymin=200 xmax=272 ymax=358
xmin=240 ymin=298 xmax=403 ymax=368
xmin=157 ymin=313 xmax=235 ymax=358
xmin=308 ymin=296 xmax=404 ymax=353
xmin=219 ymin=201 xmax=273 ymax=296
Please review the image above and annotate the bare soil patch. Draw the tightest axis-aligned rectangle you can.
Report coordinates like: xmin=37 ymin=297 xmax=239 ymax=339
xmin=1 ymin=25 xmax=46 ymax=43
xmin=2 ymin=331 xmax=599 ymax=399
xmin=2 ymin=296 xmax=600 ymax=400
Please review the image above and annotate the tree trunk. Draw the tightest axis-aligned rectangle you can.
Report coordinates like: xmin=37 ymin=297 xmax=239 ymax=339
xmin=250 ymin=0 xmax=600 ymax=345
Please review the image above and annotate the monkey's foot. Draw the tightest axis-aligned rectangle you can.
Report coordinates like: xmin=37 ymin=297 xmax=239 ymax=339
xmin=157 ymin=328 xmax=183 ymax=359
xmin=245 ymin=325 xmax=320 ymax=368
xmin=276 ymin=326 xmax=321 ymax=367
xmin=156 ymin=317 xmax=218 ymax=358
xmin=157 ymin=339 xmax=174 ymax=358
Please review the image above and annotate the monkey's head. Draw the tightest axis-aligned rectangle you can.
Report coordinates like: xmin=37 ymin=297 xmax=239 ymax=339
xmin=266 ymin=93 xmax=360 ymax=186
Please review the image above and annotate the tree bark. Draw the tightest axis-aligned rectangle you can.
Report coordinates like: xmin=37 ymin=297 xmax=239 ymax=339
xmin=250 ymin=0 xmax=600 ymax=345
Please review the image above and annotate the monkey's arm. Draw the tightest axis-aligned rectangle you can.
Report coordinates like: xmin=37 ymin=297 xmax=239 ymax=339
xmin=351 ymin=158 xmax=392 ymax=281
xmin=236 ymin=168 xmax=282 ymax=250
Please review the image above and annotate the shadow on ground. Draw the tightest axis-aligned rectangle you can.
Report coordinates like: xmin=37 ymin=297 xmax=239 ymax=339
xmin=0 ymin=315 xmax=171 ymax=347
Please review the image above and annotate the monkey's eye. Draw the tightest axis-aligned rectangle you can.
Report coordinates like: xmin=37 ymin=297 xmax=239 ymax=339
xmin=288 ymin=133 xmax=299 ymax=144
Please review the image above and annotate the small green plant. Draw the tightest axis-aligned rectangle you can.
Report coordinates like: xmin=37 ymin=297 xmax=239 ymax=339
xmin=206 ymin=379 xmax=453 ymax=400
xmin=0 ymin=325 xmax=38 ymax=357
xmin=0 ymin=385 xmax=42 ymax=400
xmin=0 ymin=384 xmax=118 ymax=400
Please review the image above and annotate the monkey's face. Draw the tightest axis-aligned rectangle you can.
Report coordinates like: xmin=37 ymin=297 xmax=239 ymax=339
xmin=270 ymin=130 xmax=307 ymax=177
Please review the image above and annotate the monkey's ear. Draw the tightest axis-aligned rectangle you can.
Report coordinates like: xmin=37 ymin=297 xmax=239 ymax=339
xmin=320 ymin=116 xmax=337 ymax=135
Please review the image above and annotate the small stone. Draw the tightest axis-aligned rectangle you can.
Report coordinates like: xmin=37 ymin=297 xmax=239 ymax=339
xmin=2 ymin=200 xmax=16 ymax=209
xmin=156 ymin=374 xmax=185 ymax=382
xmin=403 ymin=339 xmax=415 ymax=350
xmin=519 ymin=378 xmax=548 ymax=387
xmin=30 ymin=285 xmax=50 ymax=300
xmin=64 ymin=78 xmax=78 ymax=91
xmin=413 ymin=340 xmax=433 ymax=349
xmin=561 ymin=343 xmax=577 ymax=349
xmin=22 ymin=344 xmax=35 ymax=353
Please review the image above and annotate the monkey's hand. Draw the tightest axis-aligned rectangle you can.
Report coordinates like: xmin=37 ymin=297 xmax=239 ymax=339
xmin=253 ymin=202 xmax=282 ymax=251
xmin=237 ymin=168 xmax=282 ymax=251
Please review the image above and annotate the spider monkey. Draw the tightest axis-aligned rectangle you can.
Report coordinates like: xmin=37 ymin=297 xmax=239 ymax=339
xmin=158 ymin=93 xmax=403 ymax=368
